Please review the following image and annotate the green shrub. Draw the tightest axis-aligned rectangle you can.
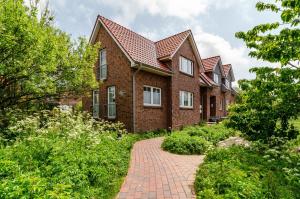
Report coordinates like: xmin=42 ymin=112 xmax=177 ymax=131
xmin=0 ymin=110 xmax=138 ymax=198
xmin=162 ymin=132 xmax=211 ymax=155
xmin=195 ymin=146 xmax=300 ymax=199
xmin=162 ymin=123 xmax=236 ymax=155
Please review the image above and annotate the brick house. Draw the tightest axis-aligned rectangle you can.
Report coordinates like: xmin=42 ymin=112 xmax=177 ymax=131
xmin=83 ymin=15 xmax=237 ymax=132
xmin=200 ymin=56 xmax=237 ymax=122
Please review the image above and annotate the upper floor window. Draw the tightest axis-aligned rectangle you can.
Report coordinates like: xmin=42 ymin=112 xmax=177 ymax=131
xmin=144 ymin=86 xmax=161 ymax=106
xmin=225 ymin=79 xmax=230 ymax=88
xmin=213 ymin=73 xmax=219 ymax=84
xmin=180 ymin=56 xmax=193 ymax=76
xmin=180 ymin=91 xmax=193 ymax=108
xmin=99 ymin=49 xmax=107 ymax=80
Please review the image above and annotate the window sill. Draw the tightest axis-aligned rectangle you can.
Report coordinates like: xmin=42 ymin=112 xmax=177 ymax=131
xmin=179 ymin=71 xmax=194 ymax=77
xmin=180 ymin=107 xmax=194 ymax=110
xmin=143 ymin=105 xmax=162 ymax=109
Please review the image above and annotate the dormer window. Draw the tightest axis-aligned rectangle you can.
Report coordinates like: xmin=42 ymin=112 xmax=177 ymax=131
xmin=213 ymin=73 xmax=219 ymax=84
xmin=180 ymin=56 xmax=193 ymax=76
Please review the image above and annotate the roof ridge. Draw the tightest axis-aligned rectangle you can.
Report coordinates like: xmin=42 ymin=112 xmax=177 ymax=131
xmin=202 ymin=55 xmax=221 ymax=60
xmin=98 ymin=15 xmax=155 ymax=44
xmin=154 ymin=29 xmax=191 ymax=43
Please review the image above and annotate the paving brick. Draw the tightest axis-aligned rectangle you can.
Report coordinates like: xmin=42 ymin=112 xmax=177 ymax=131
xmin=116 ymin=137 xmax=204 ymax=199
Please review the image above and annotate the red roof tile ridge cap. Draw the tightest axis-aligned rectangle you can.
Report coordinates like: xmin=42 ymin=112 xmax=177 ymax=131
xmin=202 ymin=55 xmax=221 ymax=60
xmin=154 ymin=29 xmax=191 ymax=43
xmin=98 ymin=15 xmax=155 ymax=43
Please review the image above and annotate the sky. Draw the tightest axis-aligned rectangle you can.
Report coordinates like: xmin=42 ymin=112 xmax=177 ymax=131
xmin=35 ymin=0 xmax=279 ymax=83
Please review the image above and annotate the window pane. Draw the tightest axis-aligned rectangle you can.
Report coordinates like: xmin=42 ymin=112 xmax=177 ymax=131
xmin=101 ymin=65 xmax=107 ymax=79
xmin=153 ymin=88 xmax=161 ymax=105
xmin=184 ymin=92 xmax=188 ymax=106
xmin=100 ymin=49 xmax=106 ymax=65
xmin=144 ymin=87 xmax=151 ymax=104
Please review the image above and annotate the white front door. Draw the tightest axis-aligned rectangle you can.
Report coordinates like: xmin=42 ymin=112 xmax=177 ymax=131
xmin=93 ymin=90 xmax=99 ymax=118
xmin=107 ymin=86 xmax=116 ymax=119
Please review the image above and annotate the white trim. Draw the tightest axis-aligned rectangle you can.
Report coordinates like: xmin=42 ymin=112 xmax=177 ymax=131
xmin=99 ymin=49 xmax=107 ymax=80
xmin=179 ymin=91 xmax=193 ymax=108
xmin=89 ymin=17 xmax=135 ymax=67
xmin=170 ymin=32 xmax=191 ymax=58
xmin=179 ymin=56 xmax=194 ymax=76
xmin=170 ymin=31 xmax=205 ymax=74
xmin=107 ymin=86 xmax=116 ymax=119
xmin=143 ymin=85 xmax=161 ymax=107
xmin=92 ymin=90 xmax=100 ymax=118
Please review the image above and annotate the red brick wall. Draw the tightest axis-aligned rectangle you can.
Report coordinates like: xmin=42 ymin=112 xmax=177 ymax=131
xmin=83 ymin=25 xmax=134 ymax=131
xmin=171 ymin=39 xmax=201 ymax=129
xmin=135 ymin=70 xmax=170 ymax=132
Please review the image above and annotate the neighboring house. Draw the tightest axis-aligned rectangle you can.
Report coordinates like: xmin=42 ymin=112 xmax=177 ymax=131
xmin=83 ymin=15 xmax=237 ymax=132
xmin=200 ymin=56 xmax=237 ymax=121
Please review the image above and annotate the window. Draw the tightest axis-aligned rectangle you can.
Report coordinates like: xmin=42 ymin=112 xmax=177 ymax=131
xmin=219 ymin=98 xmax=223 ymax=110
xmin=99 ymin=49 xmax=107 ymax=80
xmin=225 ymin=79 xmax=230 ymax=88
xmin=213 ymin=73 xmax=219 ymax=84
xmin=143 ymin=86 xmax=161 ymax=106
xmin=93 ymin=90 xmax=99 ymax=118
xmin=180 ymin=91 xmax=193 ymax=108
xmin=180 ymin=56 xmax=193 ymax=75
xmin=107 ymin=86 xmax=116 ymax=119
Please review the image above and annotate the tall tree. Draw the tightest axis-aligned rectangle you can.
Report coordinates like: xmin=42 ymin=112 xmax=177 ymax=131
xmin=227 ymin=0 xmax=300 ymax=142
xmin=0 ymin=0 xmax=99 ymax=112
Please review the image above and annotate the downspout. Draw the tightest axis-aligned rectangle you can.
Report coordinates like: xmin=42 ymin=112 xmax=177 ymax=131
xmin=132 ymin=64 xmax=143 ymax=133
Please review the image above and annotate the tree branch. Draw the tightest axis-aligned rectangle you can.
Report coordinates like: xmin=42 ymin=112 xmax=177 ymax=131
xmin=287 ymin=62 xmax=300 ymax=69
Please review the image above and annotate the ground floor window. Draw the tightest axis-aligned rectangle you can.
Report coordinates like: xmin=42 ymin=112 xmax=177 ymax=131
xmin=180 ymin=91 xmax=193 ymax=108
xmin=143 ymin=86 xmax=161 ymax=106
xmin=107 ymin=86 xmax=116 ymax=119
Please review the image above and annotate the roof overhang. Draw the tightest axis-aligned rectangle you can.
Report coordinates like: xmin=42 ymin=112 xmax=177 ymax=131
xmin=134 ymin=63 xmax=173 ymax=77
xmin=89 ymin=16 xmax=136 ymax=67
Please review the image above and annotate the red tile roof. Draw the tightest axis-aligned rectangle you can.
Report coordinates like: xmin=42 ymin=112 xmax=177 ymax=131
xmin=99 ymin=16 xmax=171 ymax=73
xmin=199 ymin=73 xmax=218 ymax=87
xmin=155 ymin=30 xmax=191 ymax=59
xmin=201 ymin=56 xmax=221 ymax=72
xmin=223 ymin=64 xmax=232 ymax=76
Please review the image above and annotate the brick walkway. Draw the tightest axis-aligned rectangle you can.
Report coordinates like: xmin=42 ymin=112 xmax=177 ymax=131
xmin=117 ymin=137 xmax=204 ymax=199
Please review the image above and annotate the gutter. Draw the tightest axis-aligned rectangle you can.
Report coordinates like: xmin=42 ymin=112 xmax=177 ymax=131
xmin=132 ymin=64 xmax=143 ymax=132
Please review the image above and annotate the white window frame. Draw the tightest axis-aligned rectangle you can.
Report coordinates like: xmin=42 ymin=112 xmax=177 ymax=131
xmin=213 ymin=73 xmax=219 ymax=84
xmin=107 ymin=86 xmax=116 ymax=119
xmin=180 ymin=91 xmax=194 ymax=108
xmin=179 ymin=56 xmax=194 ymax=76
xmin=99 ymin=49 xmax=107 ymax=80
xmin=143 ymin=86 xmax=161 ymax=107
xmin=219 ymin=98 xmax=223 ymax=111
xmin=225 ymin=79 xmax=230 ymax=88
xmin=92 ymin=90 xmax=100 ymax=118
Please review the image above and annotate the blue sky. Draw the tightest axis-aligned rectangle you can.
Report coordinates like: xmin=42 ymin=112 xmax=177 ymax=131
xmin=37 ymin=0 xmax=278 ymax=82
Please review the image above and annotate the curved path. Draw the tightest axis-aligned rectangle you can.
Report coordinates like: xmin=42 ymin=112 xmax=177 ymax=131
xmin=117 ymin=137 xmax=204 ymax=199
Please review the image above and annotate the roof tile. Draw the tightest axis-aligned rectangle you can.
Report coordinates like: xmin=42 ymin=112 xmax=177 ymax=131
xmin=201 ymin=56 xmax=221 ymax=72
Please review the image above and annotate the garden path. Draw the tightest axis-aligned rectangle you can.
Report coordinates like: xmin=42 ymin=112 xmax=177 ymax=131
xmin=117 ymin=137 xmax=204 ymax=199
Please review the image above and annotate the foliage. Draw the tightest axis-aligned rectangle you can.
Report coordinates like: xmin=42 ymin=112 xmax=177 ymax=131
xmin=195 ymin=145 xmax=300 ymax=199
xmin=162 ymin=123 xmax=236 ymax=155
xmin=228 ymin=0 xmax=300 ymax=144
xmin=0 ymin=110 xmax=140 ymax=198
xmin=0 ymin=0 xmax=99 ymax=114
xmin=162 ymin=133 xmax=211 ymax=155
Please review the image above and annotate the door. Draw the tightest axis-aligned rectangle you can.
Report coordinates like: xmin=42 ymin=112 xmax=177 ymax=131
xmin=107 ymin=86 xmax=116 ymax=119
xmin=210 ymin=96 xmax=216 ymax=117
xmin=93 ymin=90 xmax=100 ymax=118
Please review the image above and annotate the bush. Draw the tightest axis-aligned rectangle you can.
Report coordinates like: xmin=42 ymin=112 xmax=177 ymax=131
xmin=0 ymin=110 xmax=138 ymax=198
xmin=162 ymin=123 xmax=236 ymax=155
xmin=195 ymin=146 xmax=300 ymax=199
xmin=162 ymin=132 xmax=211 ymax=155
